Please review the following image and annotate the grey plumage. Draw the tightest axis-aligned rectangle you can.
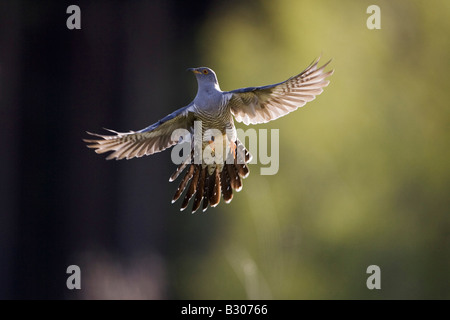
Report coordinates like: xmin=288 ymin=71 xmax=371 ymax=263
xmin=84 ymin=57 xmax=334 ymax=213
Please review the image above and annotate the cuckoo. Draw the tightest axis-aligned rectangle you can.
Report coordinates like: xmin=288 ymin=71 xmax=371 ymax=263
xmin=84 ymin=57 xmax=334 ymax=213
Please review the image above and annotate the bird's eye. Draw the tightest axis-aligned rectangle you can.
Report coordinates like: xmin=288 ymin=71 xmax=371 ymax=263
xmin=202 ymin=69 xmax=208 ymax=74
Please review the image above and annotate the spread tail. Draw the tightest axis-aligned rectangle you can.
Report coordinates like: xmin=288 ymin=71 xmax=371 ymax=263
xmin=170 ymin=139 xmax=251 ymax=213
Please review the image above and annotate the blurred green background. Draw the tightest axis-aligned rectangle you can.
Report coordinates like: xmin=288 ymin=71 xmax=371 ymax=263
xmin=170 ymin=0 xmax=450 ymax=299
xmin=1 ymin=0 xmax=449 ymax=299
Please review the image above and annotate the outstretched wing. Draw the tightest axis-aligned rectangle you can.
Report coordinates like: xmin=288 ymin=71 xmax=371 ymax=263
xmin=226 ymin=57 xmax=334 ymax=125
xmin=84 ymin=104 xmax=195 ymax=160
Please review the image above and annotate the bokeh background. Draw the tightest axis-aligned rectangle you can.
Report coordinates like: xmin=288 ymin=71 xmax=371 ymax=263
xmin=1 ymin=0 xmax=449 ymax=299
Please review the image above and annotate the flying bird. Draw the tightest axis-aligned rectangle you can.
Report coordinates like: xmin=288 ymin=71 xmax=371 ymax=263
xmin=84 ymin=57 xmax=334 ymax=213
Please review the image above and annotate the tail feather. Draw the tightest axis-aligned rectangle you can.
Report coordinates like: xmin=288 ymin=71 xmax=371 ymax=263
xmin=236 ymin=163 xmax=249 ymax=178
xmin=181 ymin=165 xmax=200 ymax=210
xmin=170 ymin=139 xmax=252 ymax=213
xmin=202 ymin=171 xmax=211 ymax=212
xmin=169 ymin=156 xmax=190 ymax=182
xmin=172 ymin=164 xmax=194 ymax=203
xmin=209 ymin=168 xmax=221 ymax=207
xmin=226 ymin=164 xmax=242 ymax=191
xmin=236 ymin=140 xmax=252 ymax=163
xmin=192 ymin=167 xmax=206 ymax=213
xmin=220 ymin=167 xmax=233 ymax=203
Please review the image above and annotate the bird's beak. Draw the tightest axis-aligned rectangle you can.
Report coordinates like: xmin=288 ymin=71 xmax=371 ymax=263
xmin=187 ymin=68 xmax=201 ymax=74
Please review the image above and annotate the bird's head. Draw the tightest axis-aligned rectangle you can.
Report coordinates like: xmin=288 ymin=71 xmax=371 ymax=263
xmin=187 ymin=67 xmax=219 ymax=89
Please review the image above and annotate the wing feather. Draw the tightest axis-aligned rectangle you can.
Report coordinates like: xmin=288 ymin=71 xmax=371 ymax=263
xmin=227 ymin=57 xmax=334 ymax=125
xmin=84 ymin=104 xmax=195 ymax=160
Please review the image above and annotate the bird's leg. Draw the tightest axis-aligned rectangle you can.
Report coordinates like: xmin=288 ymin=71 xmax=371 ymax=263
xmin=229 ymin=140 xmax=237 ymax=160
